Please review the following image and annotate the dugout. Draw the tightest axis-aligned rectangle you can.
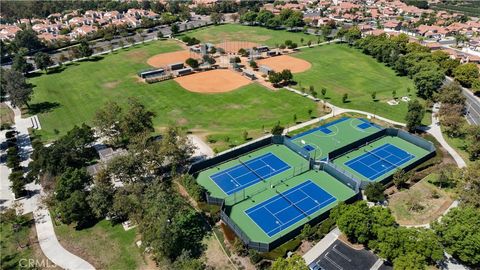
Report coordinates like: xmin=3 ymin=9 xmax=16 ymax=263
xmin=168 ymin=62 xmax=185 ymax=71
xmin=175 ymin=67 xmax=193 ymax=76
xmin=256 ymin=45 xmax=269 ymax=53
xmin=267 ymin=50 xmax=280 ymax=57
xmin=259 ymin=65 xmax=273 ymax=75
xmin=138 ymin=68 xmax=165 ymax=79
xmin=243 ymin=69 xmax=256 ymax=80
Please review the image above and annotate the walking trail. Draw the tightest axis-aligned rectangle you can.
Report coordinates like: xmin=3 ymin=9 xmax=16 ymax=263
xmin=2 ymin=103 xmax=95 ymax=270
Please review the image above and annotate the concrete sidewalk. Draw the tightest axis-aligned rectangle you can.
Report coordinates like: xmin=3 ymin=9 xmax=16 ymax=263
xmin=3 ymin=102 xmax=96 ymax=270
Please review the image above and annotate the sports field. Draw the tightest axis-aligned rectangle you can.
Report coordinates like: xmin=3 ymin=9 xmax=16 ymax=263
xmin=227 ymin=169 xmax=355 ymax=243
xmin=196 ymin=144 xmax=309 ymax=199
xmin=28 ymin=40 xmax=318 ymax=142
xmin=183 ymin=24 xmax=315 ymax=47
xmin=289 ymin=117 xmax=382 ymax=160
xmin=292 ymin=44 xmax=430 ymax=124
xmin=333 ymin=135 xmax=430 ymax=182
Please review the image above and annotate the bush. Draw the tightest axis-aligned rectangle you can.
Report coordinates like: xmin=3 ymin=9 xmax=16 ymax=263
xmin=180 ymin=175 xmax=206 ymax=202
xmin=248 ymin=249 xmax=262 ymax=264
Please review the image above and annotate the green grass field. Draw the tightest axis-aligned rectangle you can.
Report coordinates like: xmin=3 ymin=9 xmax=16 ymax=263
xmin=184 ymin=24 xmax=317 ymax=47
xmin=54 ymin=219 xmax=145 ymax=270
xmin=293 ymin=44 xmax=430 ymax=124
xmin=29 ymin=39 xmax=318 ymax=143
xmin=332 ymin=135 xmax=431 ymax=182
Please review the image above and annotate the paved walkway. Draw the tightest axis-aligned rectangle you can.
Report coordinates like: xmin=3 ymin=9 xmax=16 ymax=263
xmin=1 ymin=103 xmax=95 ymax=270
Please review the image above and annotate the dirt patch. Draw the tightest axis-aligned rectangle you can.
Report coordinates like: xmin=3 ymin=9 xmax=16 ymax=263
xmin=174 ymin=69 xmax=251 ymax=93
xmin=388 ymin=179 xmax=453 ymax=226
xmin=216 ymin=41 xmax=260 ymax=54
xmin=102 ymin=80 xmax=121 ymax=90
xmin=125 ymin=50 xmax=148 ymax=63
xmin=147 ymin=50 xmax=199 ymax=68
xmin=0 ymin=103 xmax=14 ymax=126
xmin=203 ymin=234 xmax=233 ymax=270
xmin=257 ymin=55 xmax=311 ymax=73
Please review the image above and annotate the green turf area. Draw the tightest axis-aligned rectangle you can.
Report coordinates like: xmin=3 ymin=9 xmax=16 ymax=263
xmin=0 ymin=213 xmax=36 ymax=269
xmin=332 ymin=135 xmax=431 ymax=182
xmin=293 ymin=44 xmax=430 ymax=124
xmin=29 ymin=39 xmax=318 ymax=143
xmin=227 ymin=170 xmax=356 ymax=243
xmin=54 ymin=219 xmax=144 ymax=270
xmin=197 ymin=144 xmax=310 ymax=199
xmin=289 ymin=117 xmax=382 ymax=160
xmin=183 ymin=24 xmax=316 ymax=47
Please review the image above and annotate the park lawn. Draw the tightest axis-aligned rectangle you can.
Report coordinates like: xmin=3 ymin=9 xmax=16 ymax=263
xmin=29 ymin=39 xmax=320 ymax=143
xmin=54 ymin=219 xmax=145 ymax=270
xmin=293 ymin=44 xmax=431 ymax=125
xmin=440 ymin=129 xmax=472 ymax=166
xmin=388 ymin=178 xmax=453 ymax=226
xmin=184 ymin=24 xmax=317 ymax=47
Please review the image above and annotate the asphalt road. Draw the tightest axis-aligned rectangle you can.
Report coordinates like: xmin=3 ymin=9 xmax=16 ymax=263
xmin=445 ymin=77 xmax=480 ymax=126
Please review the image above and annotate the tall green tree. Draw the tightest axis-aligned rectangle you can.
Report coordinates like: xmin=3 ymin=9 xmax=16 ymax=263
xmin=34 ymin=52 xmax=53 ymax=72
xmin=405 ymin=100 xmax=424 ymax=132
xmin=271 ymin=254 xmax=308 ymax=270
xmin=432 ymin=206 xmax=480 ymax=266
xmin=12 ymin=53 xmax=33 ymax=74
xmin=454 ymin=63 xmax=479 ymax=88
xmin=78 ymin=40 xmax=93 ymax=58
xmin=413 ymin=68 xmax=444 ymax=99
xmin=2 ymin=69 xmax=33 ymax=108
xmin=13 ymin=29 xmax=44 ymax=51
xmin=364 ymin=182 xmax=385 ymax=202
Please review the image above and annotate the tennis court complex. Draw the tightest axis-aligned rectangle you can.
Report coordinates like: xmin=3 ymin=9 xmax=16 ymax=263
xmin=210 ymin=153 xmax=290 ymax=195
xmin=345 ymin=143 xmax=415 ymax=180
xmin=333 ymin=136 xmax=430 ymax=182
xmin=246 ymin=180 xmax=336 ymax=237
xmin=289 ymin=117 xmax=382 ymax=159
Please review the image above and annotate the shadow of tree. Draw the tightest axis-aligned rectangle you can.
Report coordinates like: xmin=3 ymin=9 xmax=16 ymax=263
xmin=28 ymin=101 xmax=60 ymax=115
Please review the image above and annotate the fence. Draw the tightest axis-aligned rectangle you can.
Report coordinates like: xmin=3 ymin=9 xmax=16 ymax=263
xmin=319 ymin=162 xmax=361 ymax=193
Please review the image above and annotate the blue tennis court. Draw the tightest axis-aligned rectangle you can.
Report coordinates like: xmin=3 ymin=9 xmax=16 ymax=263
xmin=345 ymin=143 xmax=415 ymax=180
xmin=210 ymin=153 xmax=290 ymax=195
xmin=246 ymin=180 xmax=336 ymax=237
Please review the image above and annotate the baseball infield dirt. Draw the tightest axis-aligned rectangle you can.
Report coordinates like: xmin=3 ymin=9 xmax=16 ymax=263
xmin=216 ymin=41 xmax=260 ymax=54
xmin=257 ymin=55 xmax=311 ymax=73
xmin=147 ymin=50 xmax=199 ymax=68
xmin=174 ymin=69 xmax=251 ymax=93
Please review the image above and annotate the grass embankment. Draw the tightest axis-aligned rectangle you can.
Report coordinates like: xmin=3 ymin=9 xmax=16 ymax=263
xmin=293 ymin=44 xmax=431 ymax=125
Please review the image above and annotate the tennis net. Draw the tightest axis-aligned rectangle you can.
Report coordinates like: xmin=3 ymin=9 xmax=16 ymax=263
xmin=276 ymin=189 xmax=309 ymax=218
xmin=364 ymin=148 xmax=413 ymax=168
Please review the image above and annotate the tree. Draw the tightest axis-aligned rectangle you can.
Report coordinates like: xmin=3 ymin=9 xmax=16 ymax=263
xmin=321 ymin=87 xmax=327 ymax=97
xmin=256 ymin=10 xmax=274 ymax=25
xmin=2 ymin=69 xmax=33 ymax=108
xmin=55 ymin=168 xmax=92 ymax=202
xmin=344 ymin=26 xmax=362 ymax=45
xmin=405 ymin=99 xmax=424 ymax=132
xmin=13 ymin=29 xmax=44 ymax=51
xmin=269 ymin=71 xmax=282 ymax=86
xmin=413 ymin=68 xmax=444 ymax=99
xmin=210 ymin=12 xmax=224 ymax=25
xmin=171 ymin=250 xmax=205 ymax=270
xmin=342 ymin=93 xmax=348 ymax=103
xmin=242 ymin=130 xmax=248 ymax=141
xmin=435 ymin=82 xmax=465 ymax=105
xmin=271 ymin=122 xmax=284 ymax=135
xmin=392 ymin=169 xmax=410 ymax=189
xmin=240 ymin=11 xmax=257 ymax=25
xmin=364 ymin=182 xmax=385 ymax=202
xmin=280 ymin=69 xmax=293 ymax=84
xmin=465 ymin=126 xmax=480 ymax=161
xmin=12 ymin=54 xmax=33 ymax=74
xmin=249 ymin=60 xmax=257 ymax=69
xmin=454 ymin=63 xmax=479 ymax=88
xmin=432 ymin=206 xmax=480 ymax=266
xmin=78 ymin=41 xmax=93 ymax=58
xmin=94 ymin=101 xmax=123 ymax=145
xmin=120 ymin=98 xmax=155 ymax=140
xmin=271 ymin=254 xmax=308 ymax=270
xmin=34 ymin=52 xmax=53 ymax=73
xmin=456 ymin=161 xmax=480 ymax=206
xmin=87 ymin=171 xmax=115 ymax=219
xmin=171 ymin=24 xmax=179 ymax=36
xmin=371 ymin=91 xmax=377 ymax=101
xmin=10 ymin=170 xmax=27 ymax=198
xmin=57 ymin=190 xmax=92 ymax=225
xmin=393 ymin=252 xmax=426 ymax=270
xmin=185 ymin=58 xmax=199 ymax=68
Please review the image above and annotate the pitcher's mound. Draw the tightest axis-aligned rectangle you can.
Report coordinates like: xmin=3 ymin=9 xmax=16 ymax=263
xmin=147 ymin=50 xmax=199 ymax=68
xmin=175 ymin=69 xmax=251 ymax=93
xmin=257 ymin=55 xmax=311 ymax=73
